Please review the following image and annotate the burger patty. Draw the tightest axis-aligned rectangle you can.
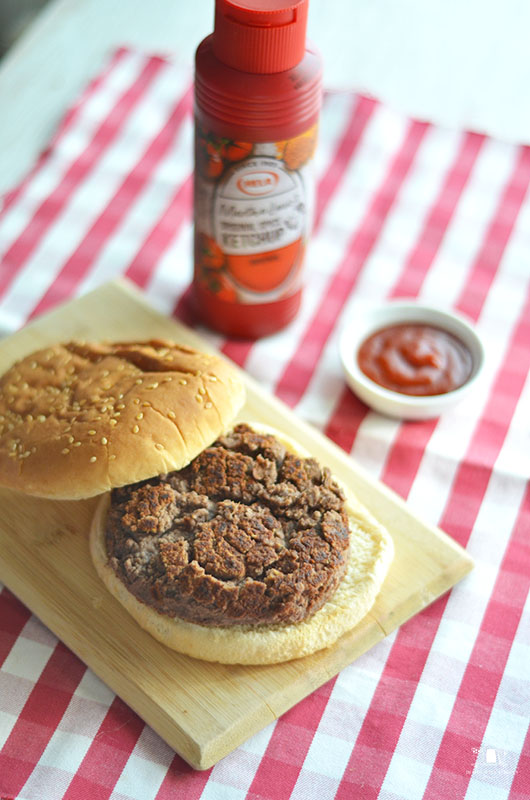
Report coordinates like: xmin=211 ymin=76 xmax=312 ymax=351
xmin=106 ymin=424 xmax=351 ymax=626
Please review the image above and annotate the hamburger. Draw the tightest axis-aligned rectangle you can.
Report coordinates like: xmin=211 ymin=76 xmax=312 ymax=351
xmin=0 ymin=339 xmax=393 ymax=665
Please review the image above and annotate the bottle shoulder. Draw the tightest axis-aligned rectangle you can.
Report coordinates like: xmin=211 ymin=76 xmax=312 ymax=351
xmin=195 ymin=37 xmax=322 ymax=141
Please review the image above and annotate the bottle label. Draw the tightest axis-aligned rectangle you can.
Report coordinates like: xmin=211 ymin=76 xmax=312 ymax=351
xmin=194 ymin=123 xmax=317 ymax=304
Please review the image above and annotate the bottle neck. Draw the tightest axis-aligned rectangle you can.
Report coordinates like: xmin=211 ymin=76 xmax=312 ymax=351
xmin=212 ymin=0 xmax=309 ymax=74
xmin=195 ymin=37 xmax=322 ymax=142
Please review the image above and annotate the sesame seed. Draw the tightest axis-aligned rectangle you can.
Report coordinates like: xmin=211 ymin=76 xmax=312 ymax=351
xmin=133 ymin=398 xmax=140 ymax=405
xmin=30 ymin=361 xmax=37 ymax=369
xmin=141 ymin=401 xmax=150 ymax=407
xmin=100 ymin=406 xmax=107 ymax=413
xmin=208 ymin=375 xmax=218 ymax=382
xmin=26 ymin=414 xmax=34 ymax=422
xmin=135 ymin=378 xmax=143 ymax=385
xmin=101 ymin=370 xmax=110 ymax=377
xmin=89 ymin=456 xmax=97 ymax=463
xmin=167 ymin=410 xmax=176 ymax=419
xmin=154 ymin=443 xmax=164 ymax=450
xmin=21 ymin=451 xmax=31 ymax=458
xmin=199 ymin=387 xmax=206 ymax=395
xmin=116 ymin=403 xmax=125 ymax=410
xmin=109 ymin=419 xmax=117 ymax=426
xmin=88 ymin=429 xmax=96 ymax=436
xmin=62 ymin=448 xmax=70 ymax=455
xmin=109 ymin=454 xmax=116 ymax=460
xmin=133 ymin=425 xmax=139 ymax=434
xmin=101 ymin=437 xmax=108 ymax=445
xmin=68 ymin=436 xmax=74 ymax=443
xmin=205 ymin=402 xmax=213 ymax=409
xmin=196 ymin=394 xmax=203 ymax=403
xmin=73 ymin=441 xmax=81 ymax=447
xmin=179 ymin=379 xmax=187 ymax=385
xmin=147 ymin=382 xmax=159 ymax=390
xmin=136 ymin=413 xmax=143 ymax=420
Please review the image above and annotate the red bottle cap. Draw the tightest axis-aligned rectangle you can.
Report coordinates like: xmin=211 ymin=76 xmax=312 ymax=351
xmin=212 ymin=0 xmax=309 ymax=74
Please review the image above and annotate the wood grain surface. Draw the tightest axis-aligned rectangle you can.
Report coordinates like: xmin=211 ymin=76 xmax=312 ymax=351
xmin=0 ymin=280 xmax=474 ymax=769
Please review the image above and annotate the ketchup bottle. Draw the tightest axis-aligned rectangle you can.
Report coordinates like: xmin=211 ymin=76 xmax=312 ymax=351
xmin=193 ymin=0 xmax=322 ymax=338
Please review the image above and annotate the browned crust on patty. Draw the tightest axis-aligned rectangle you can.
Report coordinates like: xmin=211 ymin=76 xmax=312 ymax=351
xmin=105 ymin=424 xmax=351 ymax=626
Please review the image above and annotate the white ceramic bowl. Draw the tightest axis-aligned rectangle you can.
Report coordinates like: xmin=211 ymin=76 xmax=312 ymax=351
xmin=339 ymin=301 xmax=486 ymax=420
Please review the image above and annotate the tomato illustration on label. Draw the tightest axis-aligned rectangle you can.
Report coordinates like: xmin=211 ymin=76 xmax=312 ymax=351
xmin=196 ymin=128 xmax=254 ymax=181
xmin=194 ymin=122 xmax=317 ymax=305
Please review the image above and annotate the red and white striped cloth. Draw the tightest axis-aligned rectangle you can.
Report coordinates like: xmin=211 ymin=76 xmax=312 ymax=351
xmin=0 ymin=47 xmax=529 ymax=800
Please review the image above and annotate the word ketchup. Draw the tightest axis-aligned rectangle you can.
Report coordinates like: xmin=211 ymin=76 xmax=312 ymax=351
xmin=193 ymin=0 xmax=322 ymax=338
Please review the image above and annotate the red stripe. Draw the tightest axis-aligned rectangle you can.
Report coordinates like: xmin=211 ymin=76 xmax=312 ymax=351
xmin=324 ymin=389 xmax=368 ymax=452
xmin=126 ymin=173 xmax=192 ymax=289
xmin=220 ymin=94 xmax=377 ymax=368
xmin=62 ymin=697 xmax=144 ymax=800
xmin=380 ymin=419 xmax=438 ymax=497
xmin=274 ymin=119 xmax=429 ymax=409
xmin=27 ymin=85 xmax=193 ymax=321
xmin=172 ymin=284 xmax=196 ymax=328
xmin=314 ymin=94 xmax=377 ymax=232
xmin=154 ymin=758 xmax=212 ymax=800
xmin=456 ymin=145 xmax=530 ymax=322
xmin=423 ymin=481 xmax=530 ymax=799
xmin=0 ymin=589 xmax=31 ymax=667
xmin=390 ymin=131 xmax=485 ymax=298
xmin=510 ymin=721 xmax=530 ymax=799
xmin=247 ymin=679 xmax=336 ymax=799
xmin=0 ymin=49 xmax=128 ymax=220
xmin=0 ymin=55 xmax=165 ymax=302
xmin=0 ymin=642 xmax=86 ymax=797
xmin=334 ymin=152 xmax=530 ymax=799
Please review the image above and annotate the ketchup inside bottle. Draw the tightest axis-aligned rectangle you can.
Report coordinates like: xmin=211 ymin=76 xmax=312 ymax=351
xmin=192 ymin=0 xmax=322 ymax=338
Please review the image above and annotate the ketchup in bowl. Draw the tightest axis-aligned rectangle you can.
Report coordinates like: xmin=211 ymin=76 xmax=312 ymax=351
xmin=357 ymin=323 xmax=473 ymax=397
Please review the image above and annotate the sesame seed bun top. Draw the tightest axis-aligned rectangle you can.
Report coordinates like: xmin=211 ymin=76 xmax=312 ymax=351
xmin=0 ymin=339 xmax=246 ymax=500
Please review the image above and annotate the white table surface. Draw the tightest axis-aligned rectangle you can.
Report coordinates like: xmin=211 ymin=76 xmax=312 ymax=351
xmin=1 ymin=0 xmax=529 ymax=196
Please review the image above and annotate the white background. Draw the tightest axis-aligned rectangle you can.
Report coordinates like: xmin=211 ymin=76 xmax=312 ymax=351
xmin=1 ymin=0 xmax=530 ymax=195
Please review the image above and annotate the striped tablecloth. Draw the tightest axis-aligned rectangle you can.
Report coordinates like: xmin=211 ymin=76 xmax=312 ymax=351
xmin=0 ymin=47 xmax=529 ymax=800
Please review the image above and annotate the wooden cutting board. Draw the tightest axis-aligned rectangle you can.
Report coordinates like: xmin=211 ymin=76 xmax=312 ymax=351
xmin=0 ymin=280 xmax=473 ymax=769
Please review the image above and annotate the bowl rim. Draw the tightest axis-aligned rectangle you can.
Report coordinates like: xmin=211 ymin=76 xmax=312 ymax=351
xmin=339 ymin=300 xmax=486 ymax=408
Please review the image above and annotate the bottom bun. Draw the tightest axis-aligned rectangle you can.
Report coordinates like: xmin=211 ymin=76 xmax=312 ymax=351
xmin=89 ymin=425 xmax=394 ymax=665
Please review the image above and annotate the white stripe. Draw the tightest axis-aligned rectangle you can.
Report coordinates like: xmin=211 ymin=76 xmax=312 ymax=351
xmin=144 ymin=221 xmax=194 ymax=316
xmin=420 ymin=136 xmax=521 ymax=306
xmin=0 ymin=58 xmax=180 ymax=331
xmin=0 ymin=50 xmax=147 ymax=256
xmin=77 ymin=111 xmax=192 ymax=296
